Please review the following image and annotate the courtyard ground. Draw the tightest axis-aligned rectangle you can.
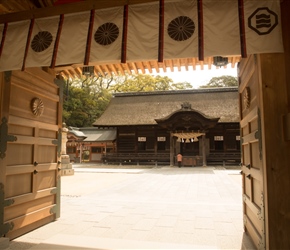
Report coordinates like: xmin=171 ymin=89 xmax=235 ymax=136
xmin=8 ymin=164 xmax=255 ymax=249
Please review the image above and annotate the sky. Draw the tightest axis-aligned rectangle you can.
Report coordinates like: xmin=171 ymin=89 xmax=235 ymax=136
xmin=152 ymin=64 xmax=238 ymax=89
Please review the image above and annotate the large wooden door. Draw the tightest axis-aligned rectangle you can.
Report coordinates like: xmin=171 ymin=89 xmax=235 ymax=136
xmin=239 ymin=55 xmax=265 ymax=249
xmin=0 ymin=68 xmax=62 ymax=239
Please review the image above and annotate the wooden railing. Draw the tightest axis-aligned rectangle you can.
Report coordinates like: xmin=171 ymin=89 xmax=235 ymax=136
xmin=102 ymin=152 xmax=170 ymax=165
xmin=102 ymin=152 xmax=241 ymax=166
xmin=207 ymin=152 xmax=241 ymax=165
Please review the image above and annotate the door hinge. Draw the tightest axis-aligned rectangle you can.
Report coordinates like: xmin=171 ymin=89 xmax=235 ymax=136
xmin=0 ymin=183 xmax=14 ymax=236
xmin=50 ymin=188 xmax=58 ymax=194
xmin=52 ymin=128 xmax=62 ymax=157
xmin=0 ymin=222 xmax=14 ymax=237
xmin=50 ymin=206 xmax=57 ymax=214
xmin=0 ymin=117 xmax=17 ymax=159
xmin=3 ymin=199 xmax=14 ymax=207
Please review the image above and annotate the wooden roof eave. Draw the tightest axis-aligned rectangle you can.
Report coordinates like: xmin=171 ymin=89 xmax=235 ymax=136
xmin=0 ymin=0 xmax=161 ymax=24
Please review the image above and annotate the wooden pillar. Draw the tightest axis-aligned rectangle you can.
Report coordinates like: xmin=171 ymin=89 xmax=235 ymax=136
xmin=170 ymin=132 xmax=174 ymax=166
xmin=258 ymin=2 xmax=290 ymax=248
xmin=202 ymin=134 xmax=206 ymax=166
xmin=79 ymin=143 xmax=82 ymax=163
xmin=258 ymin=52 xmax=290 ymax=249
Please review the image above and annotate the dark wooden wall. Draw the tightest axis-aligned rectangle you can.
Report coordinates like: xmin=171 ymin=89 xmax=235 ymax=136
xmin=116 ymin=124 xmax=240 ymax=165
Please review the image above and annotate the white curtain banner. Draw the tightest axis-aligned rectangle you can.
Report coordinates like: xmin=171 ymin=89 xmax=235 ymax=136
xmin=127 ymin=2 xmax=159 ymax=61
xmin=55 ymin=11 xmax=90 ymax=66
xmin=90 ymin=7 xmax=123 ymax=63
xmin=244 ymin=0 xmax=284 ymax=55
xmin=0 ymin=0 xmax=285 ymax=72
xmin=164 ymin=0 xmax=198 ymax=60
xmin=0 ymin=20 xmax=30 ymax=71
xmin=25 ymin=16 xmax=60 ymax=68
xmin=203 ymin=0 xmax=240 ymax=57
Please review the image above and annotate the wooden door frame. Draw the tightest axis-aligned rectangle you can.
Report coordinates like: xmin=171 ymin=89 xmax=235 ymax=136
xmin=257 ymin=1 xmax=290 ymax=248
xmin=258 ymin=52 xmax=290 ymax=249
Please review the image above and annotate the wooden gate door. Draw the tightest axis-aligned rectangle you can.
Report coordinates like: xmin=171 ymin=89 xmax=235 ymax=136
xmin=0 ymin=68 xmax=62 ymax=239
xmin=239 ymin=55 xmax=265 ymax=249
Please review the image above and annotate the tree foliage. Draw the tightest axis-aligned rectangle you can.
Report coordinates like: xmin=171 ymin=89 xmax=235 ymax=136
xmin=111 ymin=74 xmax=192 ymax=92
xmin=199 ymin=75 xmax=238 ymax=88
xmin=63 ymin=73 xmax=192 ymax=127
xmin=63 ymin=75 xmax=113 ymax=127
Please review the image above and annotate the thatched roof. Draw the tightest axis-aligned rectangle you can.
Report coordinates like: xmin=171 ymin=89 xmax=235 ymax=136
xmin=93 ymin=88 xmax=239 ymax=127
xmin=68 ymin=127 xmax=116 ymax=142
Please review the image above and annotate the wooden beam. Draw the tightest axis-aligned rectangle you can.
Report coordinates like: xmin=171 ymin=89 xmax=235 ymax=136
xmin=207 ymin=57 xmax=212 ymax=70
xmin=199 ymin=60 xmax=204 ymax=70
xmin=184 ymin=59 xmax=189 ymax=71
xmin=160 ymin=61 xmax=167 ymax=73
xmin=54 ymin=65 xmax=75 ymax=71
xmin=116 ymin=64 xmax=125 ymax=75
xmin=123 ymin=63 xmax=131 ymax=74
xmin=0 ymin=0 xmax=37 ymax=12
xmin=95 ymin=65 xmax=105 ymax=77
xmin=68 ymin=69 xmax=76 ymax=78
xmin=94 ymin=67 xmax=98 ymax=77
xmin=38 ymin=0 xmax=52 ymax=8
xmin=146 ymin=61 xmax=152 ymax=74
xmin=110 ymin=64 xmax=118 ymax=76
xmin=130 ymin=62 xmax=138 ymax=74
xmin=231 ymin=56 xmax=237 ymax=68
xmin=59 ymin=72 xmax=67 ymax=79
xmin=0 ymin=0 xmax=160 ymax=24
xmin=138 ymin=62 xmax=145 ymax=74
xmin=103 ymin=64 xmax=111 ymax=76
xmin=64 ymin=69 xmax=73 ymax=79
xmin=153 ymin=61 xmax=159 ymax=73
xmin=168 ymin=59 xmax=174 ymax=72
xmin=176 ymin=59 xmax=181 ymax=71
xmin=60 ymin=70 xmax=70 ymax=79
xmin=75 ymin=67 xmax=82 ymax=77
xmin=191 ymin=58 xmax=196 ymax=70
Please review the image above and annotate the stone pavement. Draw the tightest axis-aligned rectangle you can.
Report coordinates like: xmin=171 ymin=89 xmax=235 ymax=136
xmin=8 ymin=165 xmax=255 ymax=250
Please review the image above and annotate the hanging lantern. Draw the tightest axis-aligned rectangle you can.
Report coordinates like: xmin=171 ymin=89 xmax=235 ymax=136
xmin=213 ymin=56 xmax=228 ymax=67
xmin=82 ymin=66 xmax=94 ymax=76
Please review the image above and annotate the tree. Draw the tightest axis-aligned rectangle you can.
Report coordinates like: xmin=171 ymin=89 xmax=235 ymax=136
xmin=112 ymin=74 xmax=192 ymax=92
xmin=199 ymin=75 xmax=238 ymax=88
xmin=63 ymin=75 xmax=113 ymax=127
